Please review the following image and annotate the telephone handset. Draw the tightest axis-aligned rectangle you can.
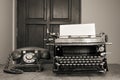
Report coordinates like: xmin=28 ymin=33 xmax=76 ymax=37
xmin=3 ymin=47 xmax=50 ymax=74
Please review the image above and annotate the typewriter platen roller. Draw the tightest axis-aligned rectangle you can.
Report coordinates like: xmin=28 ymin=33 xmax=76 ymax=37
xmin=53 ymin=33 xmax=111 ymax=73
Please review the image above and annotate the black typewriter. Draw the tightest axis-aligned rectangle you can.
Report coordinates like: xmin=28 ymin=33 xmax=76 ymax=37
xmin=52 ymin=33 xmax=111 ymax=74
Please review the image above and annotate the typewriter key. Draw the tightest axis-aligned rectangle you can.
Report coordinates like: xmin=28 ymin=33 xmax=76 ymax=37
xmin=90 ymin=61 xmax=93 ymax=63
xmin=87 ymin=56 xmax=90 ymax=58
xmin=71 ymin=61 xmax=74 ymax=63
xmin=93 ymin=63 xmax=96 ymax=65
xmin=81 ymin=64 xmax=84 ymax=66
xmin=82 ymin=61 xmax=85 ymax=63
xmin=83 ymin=56 xmax=86 ymax=58
xmin=66 ymin=64 xmax=69 ymax=66
xmin=63 ymin=61 xmax=67 ymax=64
xmin=73 ymin=64 xmax=76 ymax=66
xmin=61 ymin=57 xmax=64 ymax=59
xmin=66 ymin=59 xmax=69 ymax=61
xmin=75 ymin=61 xmax=78 ymax=63
xmin=60 ymin=61 xmax=63 ymax=64
xmin=67 ymin=61 xmax=70 ymax=63
xmin=65 ymin=56 xmax=68 ymax=58
xmin=91 ymin=56 xmax=93 ymax=58
xmin=68 ymin=56 xmax=71 ymax=59
xmin=74 ymin=59 xmax=77 ymax=61
xmin=96 ymin=63 xmax=99 ymax=65
xmin=86 ymin=61 xmax=89 ymax=63
xmin=88 ymin=63 xmax=91 ymax=66
xmin=80 ymin=56 xmax=82 ymax=58
xmin=76 ymin=56 xmax=79 ymax=58
xmin=72 ymin=56 xmax=75 ymax=58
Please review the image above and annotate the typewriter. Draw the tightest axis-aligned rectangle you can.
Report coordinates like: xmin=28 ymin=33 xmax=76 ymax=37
xmin=52 ymin=24 xmax=111 ymax=74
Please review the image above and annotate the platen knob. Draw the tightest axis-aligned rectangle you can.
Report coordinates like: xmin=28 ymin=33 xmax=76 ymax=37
xmin=98 ymin=46 xmax=105 ymax=52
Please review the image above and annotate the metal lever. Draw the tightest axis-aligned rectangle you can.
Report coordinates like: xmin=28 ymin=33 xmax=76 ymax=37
xmin=105 ymin=42 xmax=112 ymax=45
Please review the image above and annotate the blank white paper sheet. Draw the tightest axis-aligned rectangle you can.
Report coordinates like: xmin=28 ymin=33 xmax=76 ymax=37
xmin=60 ymin=23 xmax=96 ymax=36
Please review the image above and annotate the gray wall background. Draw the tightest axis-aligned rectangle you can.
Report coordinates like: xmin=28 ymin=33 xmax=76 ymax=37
xmin=0 ymin=0 xmax=12 ymax=64
xmin=0 ymin=0 xmax=120 ymax=64
xmin=82 ymin=0 xmax=120 ymax=64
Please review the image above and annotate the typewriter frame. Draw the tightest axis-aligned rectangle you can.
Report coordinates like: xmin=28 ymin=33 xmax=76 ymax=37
xmin=52 ymin=33 xmax=110 ymax=74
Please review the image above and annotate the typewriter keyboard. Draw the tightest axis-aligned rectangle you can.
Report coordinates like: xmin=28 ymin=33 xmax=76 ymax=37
xmin=54 ymin=56 xmax=106 ymax=71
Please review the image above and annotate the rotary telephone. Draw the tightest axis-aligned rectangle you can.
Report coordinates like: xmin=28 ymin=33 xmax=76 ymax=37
xmin=3 ymin=47 xmax=50 ymax=74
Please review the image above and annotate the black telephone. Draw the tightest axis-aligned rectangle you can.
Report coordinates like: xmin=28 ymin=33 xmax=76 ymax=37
xmin=3 ymin=47 xmax=50 ymax=74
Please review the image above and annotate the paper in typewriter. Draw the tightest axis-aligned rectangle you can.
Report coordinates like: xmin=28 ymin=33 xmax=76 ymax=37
xmin=60 ymin=23 xmax=96 ymax=37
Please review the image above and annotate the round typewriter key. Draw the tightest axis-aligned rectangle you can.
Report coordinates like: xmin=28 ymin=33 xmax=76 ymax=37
xmin=55 ymin=56 xmax=59 ymax=59
xmin=90 ymin=61 xmax=93 ymax=63
xmin=94 ymin=56 xmax=97 ymax=58
xmin=83 ymin=56 xmax=86 ymax=58
xmin=62 ymin=64 xmax=65 ymax=67
xmin=67 ymin=61 xmax=70 ymax=63
xmin=66 ymin=59 xmax=69 ymax=61
xmin=87 ymin=56 xmax=90 ymax=58
xmin=88 ymin=63 xmax=91 ymax=66
xmin=81 ymin=64 xmax=83 ymax=66
xmin=92 ymin=63 xmax=95 ymax=65
xmin=76 ymin=56 xmax=79 ymax=58
xmin=63 ymin=61 xmax=66 ymax=64
xmin=72 ymin=56 xmax=75 ymax=58
xmin=58 ymin=58 xmax=61 ymax=61
xmin=80 ymin=56 xmax=82 ymax=58
xmin=73 ymin=64 xmax=76 ymax=66
xmin=91 ymin=56 xmax=93 ymax=58
xmin=65 ymin=56 xmax=68 ymax=58
xmin=68 ymin=56 xmax=71 ymax=58
xmin=60 ymin=61 xmax=63 ymax=64
xmin=66 ymin=64 xmax=69 ymax=66
xmin=94 ymin=61 xmax=97 ymax=63
xmin=71 ymin=61 xmax=74 ymax=63
xmin=77 ymin=64 xmax=79 ymax=66
xmin=98 ymin=60 xmax=101 ymax=62
xmin=88 ymin=59 xmax=91 ymax=61
xmin=86 ymin=61 xmax=89 ymax=63
xmin=82 ymin=61 xmax=85 ymax=63
xmin=75 ymin=61 xmax=78 ymax=63
xmin=61 ymin=57 xmax=64 ymax=59
xmin=74 ymin=59 xmax=77 ymax=61
xmin=82 ymin=59 xmax=84 ymax=60
xmin=96 ymin=63 xmax=99 ymax=65
xmin=98 ymin=56 xmax=101 ymax=59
